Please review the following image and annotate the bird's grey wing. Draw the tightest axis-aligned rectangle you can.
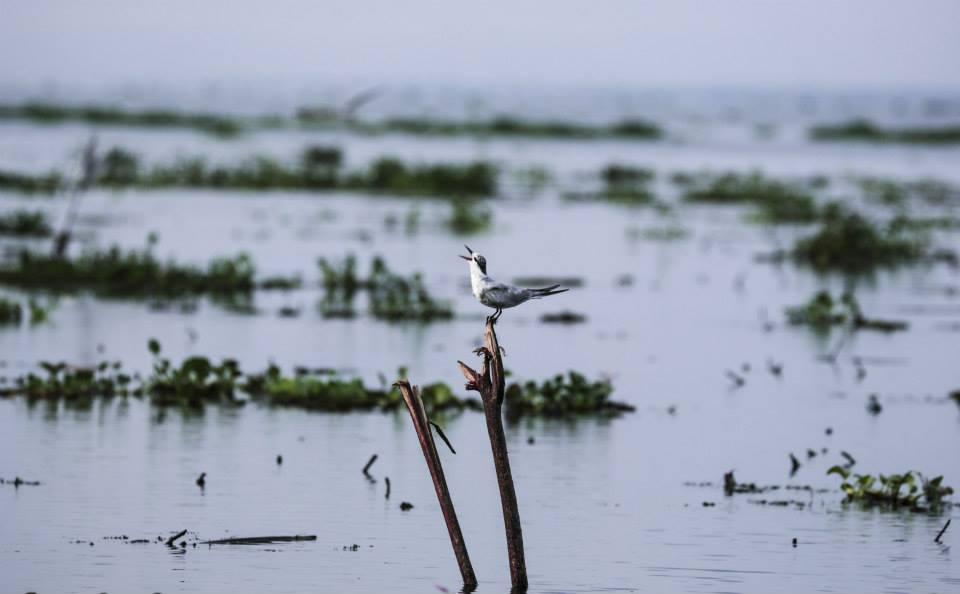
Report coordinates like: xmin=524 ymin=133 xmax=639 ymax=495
xmin=483 ymin=283 xmax=530 ymax=307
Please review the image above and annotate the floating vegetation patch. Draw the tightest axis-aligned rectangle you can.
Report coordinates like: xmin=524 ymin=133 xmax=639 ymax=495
xmin=0 ymin=209 xmax=52 ymax=237
xmin=2 ymin=361 xmax=136 ymax=401
xmin=0 ymin=170 xmax=63 ymax=194
xmin=0 ymin=102 xmax=665 ymax=142
xmin=627 ymin=225 xmax=690 ymax=241
xmin=145 ymin=340 xmax=244 ymax=408
xmin=445 ymin=200 xmax=492 ymax=234
xmin=1 ymin=341 xmax=632 ymax=419
xmin=0 ymin=102 xmax=245 ymax=136
xmin=247 ymin=365 xmax=479 ymax=414
xmin=785 ymin=202 xmax=954 ymax=272
xmin=0 ymin=146 xmax=498 ymax=198
xmin=827 ymin=466 xmax=954 ymax=511
xmin=0 ymin=243 xmax=256 ymax=297
xmin=504 ymin=371 xmax=633 ymax=417
xmin=0 ymin=297 xmax=23 ymax=325
xmin=565 ymin=164 xmax=655 ymax=205
xmin=317 ymin=255 xmax=453 ymax=322
xmin=811 ymin=119 xmax=960 ymax=144
xmin=357 ymin=116 xmax=662 ymax=140
xmin=785 ymin=291 xmax=908 ymax=333
xmin=681 ymin=171 xmax=820 ymax=224
xmin=540 ymin=311 xmax=587 ymax=324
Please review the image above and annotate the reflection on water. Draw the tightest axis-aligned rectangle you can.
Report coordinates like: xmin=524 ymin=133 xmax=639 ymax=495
xmin=1 ymin=398 xmax=956 ymax=593
xmin=1 ymin=87 xmax=959 ymax=592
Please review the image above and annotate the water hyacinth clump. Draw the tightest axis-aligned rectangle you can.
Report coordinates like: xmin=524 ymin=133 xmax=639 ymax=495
xmin=1 ymin=361 xmax=135 ymax=401
xmin=600 ymin=164 xmax=655 ymax=204
xmin=828 ymin=466 xmax=954 ymax=511
xmin=785 ymin=291 xmax=908 ymax=333
xmin=0 ymin=245 xmax=256 ymax=297
xmin=317 ymin=255 xmax=453 ymax=322
xmin=811 ymin=119 xmax=960 ymax=144
xmin=0 ymin=145 xmax=498 ymax=198
xmin=504 ymin=371 xmax=634 ymax=417
xmin=0 ymin=297 xmax=23 ymax=325
xmin=0 ymin=210 xmax=53 ymax=237
xmin=145 ymin=339 xmax=245 ymax=408
xmin=0 ymin=170 xmax=63 ymax=194
xmin=682 ymin=171 xmax=820 ymax=223
xmin=790 ymin=202 xmax=945 ymax=272
xmin=0 ymin=102 xmax=244 ymax=137
xmin=246 ymin=365 xmax=479 ymax=413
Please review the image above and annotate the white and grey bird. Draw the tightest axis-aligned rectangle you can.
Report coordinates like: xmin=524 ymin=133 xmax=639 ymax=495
xmin=460 ymin=245 xmax=568 ymax=322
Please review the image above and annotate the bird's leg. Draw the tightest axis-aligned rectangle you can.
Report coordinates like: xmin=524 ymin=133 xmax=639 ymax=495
xmin=491 ymin=308 xmax=502 ymax=323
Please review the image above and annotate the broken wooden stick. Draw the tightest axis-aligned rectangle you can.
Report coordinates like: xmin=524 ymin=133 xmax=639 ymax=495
xmin=458 ymin=318 xmax=528 ymax=591
xmin=395 ymin=380 xmax=477 ymax=589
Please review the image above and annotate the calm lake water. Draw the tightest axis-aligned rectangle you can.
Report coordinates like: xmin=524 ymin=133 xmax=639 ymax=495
xmin=1 ymin=87 xmax=959 ymax=593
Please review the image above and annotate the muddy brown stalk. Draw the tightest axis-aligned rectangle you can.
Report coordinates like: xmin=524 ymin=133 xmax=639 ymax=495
xmin=395 ymin=380 xmax=477 ymax=588
xmin=458 ymin=318 xmax=528 ymax=591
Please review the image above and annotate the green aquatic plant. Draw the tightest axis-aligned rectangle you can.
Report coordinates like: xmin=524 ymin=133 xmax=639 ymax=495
xmin=446 ymin=200 xmax=492 ymax=234
xmin=790 ymin=202 xmax=947 ymax=272
xmin=145 ymin=339 xmax=244 ymax=408
xmin=785 ymin=291 xmax=846 ymax=331
xmin=246 ymin=365 xmax=478 ymax=413
xmin=344 ymin=157 xmax=496 ymax=197
xmin=2 ymin=360 xmax=135 ymax=401
xmin=682 ymin=171 xmax=820 ymax=223
xmin=0 ymin=147 xmax=498 ymax=198
xmin=0 ymin=170 xmax=63 ymax=194
xmin=504 ymin=371 xmax=633 ymax=417
xmin=0 ymin=210 xmax=53 ymax=237
xmin=0 ymin=297 xmax=22 ymax=325
xmin=827 ymin=466 xmax=954 ymax=511
xmin=0 ymin=102 xmax=244 ymax=137
xmin=364 ymin=116 xmax=662 ymax=140
xmin=785 ymin=290 xmax=908 ymax=333
xmin=0 ymin=243 xmax=256 ymax=297
xmin=811 ymin=120 xmax=960 ymax=144
xmin=317 ymin=255 xmax=453 ymax=322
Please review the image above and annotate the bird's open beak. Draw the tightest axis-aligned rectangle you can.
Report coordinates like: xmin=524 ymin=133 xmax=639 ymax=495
xmin=459 ymin=254 xmax=471 ymax=261
xmin=460 ymin=244 xmax=473 ymax=260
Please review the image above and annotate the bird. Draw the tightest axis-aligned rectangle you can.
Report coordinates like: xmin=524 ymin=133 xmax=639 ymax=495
xmin=460 ymin=245 xmax=568 ymax=322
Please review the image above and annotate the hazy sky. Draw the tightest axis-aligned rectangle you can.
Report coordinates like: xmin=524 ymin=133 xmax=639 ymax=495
xmin=2 ymin=0 xmax=959 ymax=90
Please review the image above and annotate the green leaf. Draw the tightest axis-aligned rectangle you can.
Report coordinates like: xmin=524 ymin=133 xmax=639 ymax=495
xmin=148 ymin=338 xmax=161 ymax=356
xmin=827 ymin=465 xmax=850 ymax=479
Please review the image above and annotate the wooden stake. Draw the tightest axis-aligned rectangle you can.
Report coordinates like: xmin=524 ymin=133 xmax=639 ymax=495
xmin=458 ymin=318 xmax=528 ymax=591
xmin=395 ymin=380 xmax=477 ymax=588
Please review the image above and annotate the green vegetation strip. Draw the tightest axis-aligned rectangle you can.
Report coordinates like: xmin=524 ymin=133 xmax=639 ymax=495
xmin=811 ymin=120 xmax=960 ymax=144
xmin=0 ymin=102 xmax=662 ymax=140
xmin=0 ymin=340 xmax=632 ymax=417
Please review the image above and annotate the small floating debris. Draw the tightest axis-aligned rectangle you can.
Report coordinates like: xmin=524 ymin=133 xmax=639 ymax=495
xmin=540 ymin=311 xmax=587 ymax=324
xmin=1 ymin=476 xmax=41 ymax=487
xmin=866 ymin=394 xmax=883 ymax=415
xmin=166 ymin=529 xmax=187 ymax=547
xmin=362 ymin=454 xmax=378 ymax=478
xmin=399 ymin=502 xmax=414 ymax=511
xmin=202 ymin=535 xmax=317 ymax=545
xmin=196 ymin=472 xmax=206 ymax=488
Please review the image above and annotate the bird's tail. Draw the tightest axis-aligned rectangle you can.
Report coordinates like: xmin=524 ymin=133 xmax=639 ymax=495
xmin=529 ymin=284 xmax=569 ymax=299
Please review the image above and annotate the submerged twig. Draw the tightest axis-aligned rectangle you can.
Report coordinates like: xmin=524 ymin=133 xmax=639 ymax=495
xmin=362 ymin=454 xmax=378 ymax=476
xmin=166 ymin=529 xmax=187 ymax=547
xmin=935 ymin=518 xmax=951 ymax=544
xmin=396 ymin=380 xmax=477 ymax=588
